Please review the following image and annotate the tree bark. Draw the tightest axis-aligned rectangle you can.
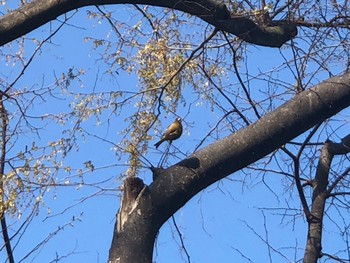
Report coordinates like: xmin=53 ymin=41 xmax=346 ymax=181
xmin=109 ymin=177 xmax=156 ymax=263
xmin=304 ymin=143 xmax=332 ymax=263
xmin=109 ymin=73 xmax=350 ymax=262
xmin=0 ymin=0 xmax=297 ymax=47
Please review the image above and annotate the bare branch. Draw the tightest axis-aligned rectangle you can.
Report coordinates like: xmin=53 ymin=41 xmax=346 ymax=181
xmin=171 ymin=215 xmax=191 ymax=263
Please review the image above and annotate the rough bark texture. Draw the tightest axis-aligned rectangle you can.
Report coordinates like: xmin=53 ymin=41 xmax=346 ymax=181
xmin=109 ymin=177 xmax=156 ymax=263
xmin=109 ymin=73 xmax=350 ymax=262
xmin=0 ymin=0 xmax=297 ymax=47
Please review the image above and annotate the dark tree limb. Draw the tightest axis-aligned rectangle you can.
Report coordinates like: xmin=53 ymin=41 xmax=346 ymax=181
xmin=0 ymin=0 xmax=297 ymax=47
xmin=303 ymin=134 xmax=350 ymax=263
xmin=286 ymin=124 xmax=323 ymax=222
xmin=109 ymin=177 xmax=155 ymax=262
xmin=303 ymin=142 xmax=332 ymax=263
xmin=0 ymin=93 xmax=14 ymax=263
xmin=109 ymin=73 xmax=350 ymax=263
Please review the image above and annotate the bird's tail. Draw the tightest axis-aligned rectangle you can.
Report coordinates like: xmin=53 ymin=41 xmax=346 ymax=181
xmin=154 ymin=140 xmax=163 ymax=149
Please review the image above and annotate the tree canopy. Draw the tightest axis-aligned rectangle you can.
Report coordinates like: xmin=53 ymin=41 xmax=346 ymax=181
xmin=0 ymin=1 xmax=350 ymax=263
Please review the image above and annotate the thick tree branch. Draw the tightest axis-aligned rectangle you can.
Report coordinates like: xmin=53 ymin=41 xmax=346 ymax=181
xmin=303 ymin=134 xmax=350 ymax=263
xmin=109 ymin=73 xmax=350 ymax=262
xmin=0 ymin=0 xmax=297 ymax=47
xmin=303 ymin=142 xmax=332 ymax=263
xmin=150 ymin=73 xmax=350 ymax=223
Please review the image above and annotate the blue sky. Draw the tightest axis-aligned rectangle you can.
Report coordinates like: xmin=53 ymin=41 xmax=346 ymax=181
xmin=1 ymin=2 xmax=350 ymax=263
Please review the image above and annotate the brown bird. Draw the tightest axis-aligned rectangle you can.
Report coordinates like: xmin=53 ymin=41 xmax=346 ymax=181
xmin=154 ymin=117 xmax=183 ymax=149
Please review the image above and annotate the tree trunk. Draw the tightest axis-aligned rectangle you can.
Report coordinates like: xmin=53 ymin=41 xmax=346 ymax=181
xmin=108 ymin=177 xmax=158 ymax=263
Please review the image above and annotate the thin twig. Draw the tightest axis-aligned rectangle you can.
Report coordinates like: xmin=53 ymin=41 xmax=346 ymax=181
xmin=95 ymin=5 xmax=124 ymax=40
xmin=155 ymin=28 xmax=219 ymax=115
xmin=171 ymin=215 xmax=191 ymax=263
xmin=282 ymin=123 xmax=322 ymax=220
xmin=198 ymin=64 xmax=250 ymax=126
xmin=327 ymin=166 xmax=350 ymax=195
xmin=5 ymin=11 xmax=75 ymax=94
xmin=222 ymin=31 xmax=261 ymax=119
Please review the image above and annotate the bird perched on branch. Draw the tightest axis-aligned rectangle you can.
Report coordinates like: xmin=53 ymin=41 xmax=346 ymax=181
xmin=154 ymin=117 xmax=183 ymax=149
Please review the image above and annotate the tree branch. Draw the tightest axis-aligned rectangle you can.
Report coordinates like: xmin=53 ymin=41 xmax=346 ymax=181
xmin=0 ymin=0 xmax=297 ymax=47
xmin=286 ymin=124 xmax=323 ymax=222
xmin=109 ymin=72 xmax=350 ymax=262
xmin=304 ymin=134 xmax=350 ymax=262
xmin=303 ymin=141 xmax=332 ymax=263
xmin=0 ymin=93 xmax=14 ymax=263
xmin=150 ymin=73 xmax=350 ymax=223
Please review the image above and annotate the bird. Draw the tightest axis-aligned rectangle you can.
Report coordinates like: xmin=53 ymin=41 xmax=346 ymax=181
xmin=154 ymin=117 xmax=183 ymax=149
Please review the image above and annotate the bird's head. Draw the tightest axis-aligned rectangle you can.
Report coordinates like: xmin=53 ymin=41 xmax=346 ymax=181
xmin=175 ymin=117 xmax=181 ymax=122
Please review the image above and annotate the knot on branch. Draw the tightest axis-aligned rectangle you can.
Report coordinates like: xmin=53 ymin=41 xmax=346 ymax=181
xmin=150 ymin=166 xmax=166 ymax=181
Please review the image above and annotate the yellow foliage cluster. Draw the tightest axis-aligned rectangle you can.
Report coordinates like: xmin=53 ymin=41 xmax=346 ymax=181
xmin=137 ymin=37 xmax=196 ymax=103
xmin=0 ymin=169 xmax=24 ymax=216
xmin=123 ymin=36 xmax=200 ymax=176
